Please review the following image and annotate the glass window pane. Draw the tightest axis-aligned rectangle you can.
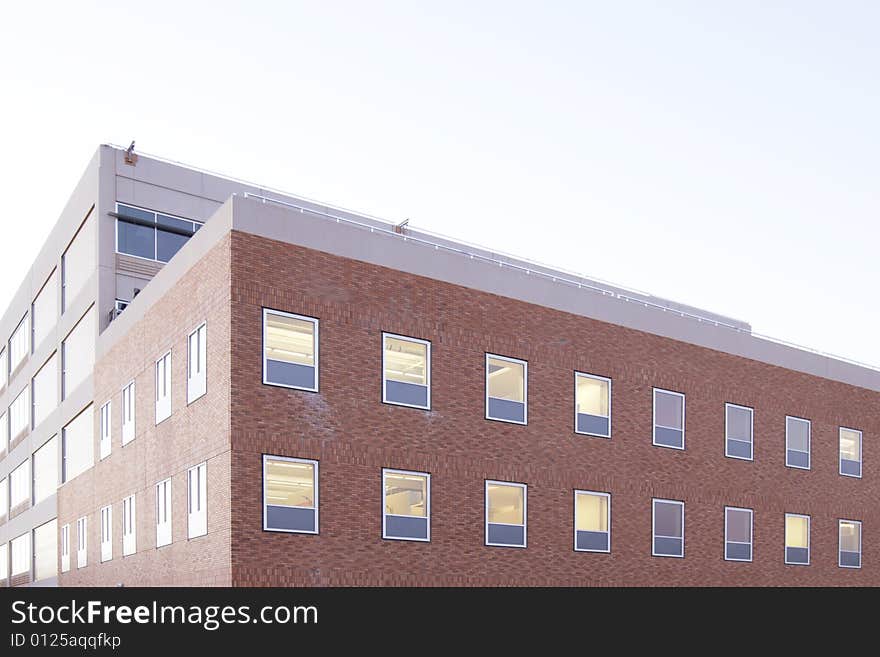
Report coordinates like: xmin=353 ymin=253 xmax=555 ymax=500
xmin=62 ymin=213 xmax=95 ymax=310
xmin=785 ymin=516 xmax=809 ymax=548
xmin=385 ymin=472 xmax=428 ymax=517
xmin=117 ymin=219 xmax=155 ymax=260
xmin=157 ymin=214 xmax=193 ymax=232
xmin=32 ymin=353 xmax=59 ymax=429
xmin=487 ymin=357 xmax=524 ymax=402
xmin=62 ymin=404 xmax=94 ymax=483
xmin=62 ymin=308 xmax=95 ymax=398
xmin=654 ymin=392 xmax=683 ymax=429
xmin=33 ymin=435 xmax=58 ymax=504
xmin=265 ymin=314 xmax=315 ymax=367
xmin=34 ymin=518 xmax=57 ymax=581
xmin=726 ymin=508 xmax=751 ymax=543
xmin=156 ymin=229 xmax=189 ymax=262
xmin=654 ymin=501 xmax=682 ymax=538
xmin=118 ymin=204 xmax=156 ymax=223
xmin=32 ymin=270 xmax=57 ymax=350
xmin=726 ymin=406 xmax=752 ymax=442
xmin=576 ymin=376 xmax=609 ymax=417
xmin=488 ymin=483 xmax=524 ymax=525
xmin=576 ymin=493 xmax=608 ymax=532
xmin=384 ymin=337 xmax=427 ymax=386
xmin=265 ymin=459 xmax=315 ymax=508
xmin=840 ymin=522 xmax=860 ymax=552
xmin=840 ymin=429 xmax=861 ymax=461
xmin=787 ymin=418 xmax=810 ymax=452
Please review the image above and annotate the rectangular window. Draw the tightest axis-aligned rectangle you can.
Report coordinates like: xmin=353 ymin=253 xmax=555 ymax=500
xmin=382 ymin=333 xmax=430 ymax=409
xmin=839 ymin=428 xmax=862 ymax=478
xmin=839 ymin=519 xmax=862 ymax=569
xmin=725 ymin=403 xmax=753 ymax=460
xmin=187 ymin=322 xmax=207 ymax=404
xmin=61 ymin=404 xmax=94 ymax=483
xmin=32 ymin=435 xmax=58 ymax=505
xmin=122 ymin=381 xmax=135 ymax=445
xmin=99 ymin=401 xmax=111 ymax=460
xmin=785 ymin=416 xmax=811 ymax=469
xmin=653 ymin=388 xmax=684 ymax=449
xmin=32 ymin=270 xmax=57 ymax=352
xmin=0 ymin=347 xmax=7 ymax=391
xmin=62 ymin=212 xmax=95 ymax=312
xmin=155 ymin=351 xmax=172 ymax=424
xmin=262 ymin=309 xmax=319 ymax=392
xmin=11 ymin=532 xmax=31 ymax=578
xmin=0 ymin=476 xmax=7 ymax=523
xmin=61 ymin=306 xmax=95 ymax=398
xmin=33 ymin=518 xmax=57 ymax=581
xmin=9 ymin=314 xmax=30 ymax=375
xmin=485 ymin=480 xmax=527 ymax=548
xmin=0 ymin=411 xmax=6 ymax=457
xmin=0 ymin=543 xmax=7 ymax=583
xmin=187 ymin=462 xmax=207 ymax=539
xmin=122 ymin=494 xmax=136 ymax=557
xmin=574 ymin=490 xmax=611 ymax=553
xmin=76 ymin=516 xmax=87 ymax=569
xmin=486 ymin=354 xmax=527 ymax=424
xmin=724 ymin=506 xmax=753 ymax=562
xmin=263 ymin=456 xmax=318 ymax=534
xmin=382 ymin=469 xmax=430 ymax=541
xmin=9 ymin=386 xmax=29 ymax=442
xmin=115 ymin=204 xmax=202 ymax=263
xmin=156 ymin=478 xmax=172 ymax=548
xmin=652 ymin=498 xmax=685 ymax=557
xmin=10 ymin=460 xmax=30 ymax=512
xmin=575 ymin=372 xmax=611 ymax=438
xmin=32 ymin=353 xmax=59 ymax=430
xmin=785 ymin=513 xmax=810 ymax=565
xmin=100 ymin=505 xmax=112 ymax=562
xmin=60 ymin=523 xmax=70 ymax=573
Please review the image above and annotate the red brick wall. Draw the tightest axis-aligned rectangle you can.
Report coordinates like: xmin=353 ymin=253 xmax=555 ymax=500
xmin=229 ymin=230 xmax=878 ymax=586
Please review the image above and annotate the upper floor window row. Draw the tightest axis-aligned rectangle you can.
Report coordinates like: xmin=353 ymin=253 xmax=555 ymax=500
xmin=115 ymin=203 xmax=203 ymax=264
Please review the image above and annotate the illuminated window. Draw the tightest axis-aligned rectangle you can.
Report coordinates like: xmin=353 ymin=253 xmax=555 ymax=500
xmin=382 ymin=334 xmax=430 ymax=409
xmin=486 ymin=354 xmax=527 ymax=424
xmin=60 ymin=523 xmax=70 ymax=573
xmin=262 ymin=309 xmax=318 ymax=392
xmin=383 ymin=469 xmax=430 ymax=541
xmin=724 ymin=506 xmax=753 ymax=562
xmin=725 ymin=403 xmax=753 ymax=460
xmin=652 ymin=498 xmax=684 ymax=557
xmin=785 ymin=514 xmax=810 ymax=565
xmin=574 ymin=490 xmax=610 ymax=552
xmin=33 ymin=518 xmax=57 ymax=582
xmin=839 ymin=520 xmax=861 ymax=569
xmin=100 ymin=505 xmax=112 ymax=562
xmin=99 ymin=400 xmax=111 ymax=460
xmin=263 ymin=456 xmax=318 ymax=534
xmin=839 ymin=428 xmax=862 ymax=478
xmin=187 ymin=462 xmax=207 ymax=539
xmin=187 ymin=322 xmax=207 ymax=404
xmin=76 ymin=516 xmax=87 ymax=569
xmin=122 ymin=380 xmax=135 ymax=445
xmin=122 ymin=494 xmax=136 ymax=557
xmin=575 ymin=373 xmax=611 ymax=438
xmin=785 ymin=416 xmax=811 ymax=470
xmin=156 ymin=478 xmax=172 ymax=548
xmin=485 ymin=480 xmax=526 ymax=547
xmin=155 ymin=351 xmax=172 ymax=425
xmin=653 ymin=389 xmax=684 ymax=449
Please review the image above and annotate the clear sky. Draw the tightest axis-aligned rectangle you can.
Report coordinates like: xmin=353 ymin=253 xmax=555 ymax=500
xmin=1 ymin=1 xmax=878 ymax=365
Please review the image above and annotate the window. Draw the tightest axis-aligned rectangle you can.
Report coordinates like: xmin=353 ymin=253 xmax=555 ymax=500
xmin=62 ymin=306 xmax=95 ymax=398
xmin=575 ymin=373 xmax=611 ymax=438
xmin=115 ymin=203 xmax=203 ymax=263
xmin=187 ymin=462 xmax=207 ymax=539
xmin=60 ymin=523 xmax=70 ymax=573
xmin=262 ymin=309 xmax=319 ymax=392
xmin=0 ymin=476 xmax=7 ymax=522
xmin=155 ymin=351 xmax=172 ymax=424
xmin=33 ymin=518 xmax=57 ymax=581
xmin=785 ymin=416 xmax=811 ymax=469
xmin=62 ymin=212 xmax=95 ymax=312
xmin=100 ymin=505 xmax=112 ymax=562
xmin=32 ymin=435 xmax=58 ymax=505
xmin=122 ymin=381 xmax=135 ymax=445
xmin=76 ymin=517 xmax=87 ymax=568
xmin=11 ymin=532 xmax=30 ymax=578
xmin=652 ymin=499 xmax=684 ymax=557
xmin=61 ymin=404 xmax=94 ymax=483
xmin=839 ymin=520 xmax=862 ymax=569
xmin=0 ymin=347 xmax=6 ymax=391
xmin=9 ymin=386 xmax=29 ymax=442
xmin=839 ymin=428 xmax=862 ymax=478
xmin=9 ymin=314 xmax=29 ymax=375
xmin=0 ymin=411 xmax=6 ymax=457
xmin=382 ymin=333 xmax=430 ymax=409
xmin=382 ymin=469 xmax=430 ymax=541
xmin=725 ymin=403 xmax=753 ymax=460
xmin=99 ymin=401 xmax=111 ymax=460
xmin=0 ymin=543 xmax=7 ymax=583
xmin=122 ymin=494 xmax=136 ymax=556
xmin=156 ymin=478 xmax=172 ymax=548
xmin=574 ymin=490 xmax=610 ymax=552
xmin=485 ymin=480 xmax=527 ymax=548
xmin=187 ymin=323 xmax=207 ymax=404
xmin=32 ymin=353 xmax=58 ymax=429
xmin=486 ymin=354 xmax=527 ymax=424
xmin=32 ymin=270 xmax=57 ymax=352
xmin=653 ymin=388 xmax=684 ymax=449
xmin=785 ymin=513 xmax=810 ymax=565
xmin=263 ymin=456 xmax=318 ymax=534
xmin=724 ymin=506 xmax=753 ymax=562
xmin=10 ymin=460 xmax=30 ymax=512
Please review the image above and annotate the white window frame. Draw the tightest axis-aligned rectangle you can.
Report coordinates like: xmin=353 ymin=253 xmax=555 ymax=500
xmin=100 ymin=505 xmax=112 ymax=563
xmin=60 ymin=523 xmax=70 ymax=573
xmin=155 ymin=350 xmax=172 ymax=425
xmin=114 ymin=203 xmax=203 ymax=263
xmin=485 ymin=353 xmax=528 ymax=425
xmin=261 ymin=308 xmax=320 ymax=392
xmin=724 ymin=402 xmax=754 ymax=461
xmin=785 ymin=416 xmax=811 ymax=470
xmin=156 ymin=478 xmax=172 ymax=548
xmin=76 ymin=516 xmax=87 ymax=568
xmin=187 ymin=321 xmax=207 ymax=404
xmin=652 ymin=388 xmax=685 ymax=450
xmin=723 ymin=506 xmax=753 ymax=563
xmin=122 ymin=494 xmax=136 ymax=556
xmin=187 ymin=462 xmax=207 ymax=539
xmin=122 ymin=380 xmax=135 ymax=445
xmin=652 ymin=498 xmax=685 ymax=558
xmin=838 ymin=519 xmax=862 ymax=570
xmin=573 ymin=490 xmax=611 ymax=553
xmin=8 ymin=313 xmax=30 ymax=375
xmin=381 ymin=333 xmax=431 ymax=410
xmin=99 ymin=400 xmax=111 ymax=460
xmin=574 ymin=372 xmax=612 ymax=438
xmin=839 ymin=427 xmax=862 ymax=479
xmin=484 ymin=480 xmax=527 ymax=548
xmin=784 ymin=513 xmax=810 ymax=566
xmin=382 ymin=468 xmax=431 ymax=542
xmin=262 ymin=455 xmax=319 ymax=535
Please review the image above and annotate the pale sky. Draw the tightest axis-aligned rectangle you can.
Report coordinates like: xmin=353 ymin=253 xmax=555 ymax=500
xmin=1 ymin=1 xmax=878 ymax=365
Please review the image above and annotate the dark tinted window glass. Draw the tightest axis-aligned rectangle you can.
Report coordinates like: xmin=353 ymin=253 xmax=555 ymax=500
xmin=117 ymin=220 xmax=154 ymax=259
xmin=157 ymin=229 xmax=188 ymax=262
xmin=157 ymin=214 xmax=194 ymax=233
xmin=117 ymin=205 xmax=156 ymax=223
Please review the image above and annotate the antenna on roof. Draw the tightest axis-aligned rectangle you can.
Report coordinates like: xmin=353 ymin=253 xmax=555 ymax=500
xmin=124 ymin=140 xmax=138 ymax=165
xmin=393 ymin=218 xmax=410 ymax=235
